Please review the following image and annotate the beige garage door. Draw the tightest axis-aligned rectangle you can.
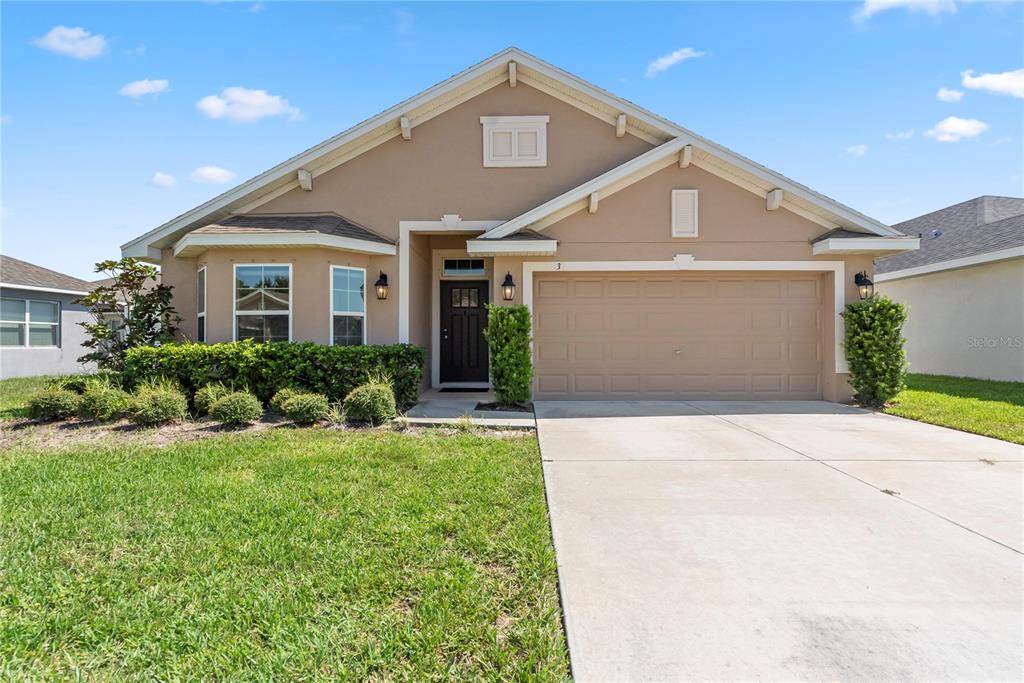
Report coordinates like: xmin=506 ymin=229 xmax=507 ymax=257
xmin=533 ymin=272 xmax=825 ymax=400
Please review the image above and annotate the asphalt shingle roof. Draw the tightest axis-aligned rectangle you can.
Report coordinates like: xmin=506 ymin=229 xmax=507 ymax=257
xmin=195 ymin=213 xmax=394 ymax=245
xmin=0 ymin=255 xmax=95 ymax=293
xmin=876 ymin=196 xmax=1024 ymax=274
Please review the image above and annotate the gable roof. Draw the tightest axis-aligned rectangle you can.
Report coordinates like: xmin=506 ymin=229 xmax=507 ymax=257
xmin=123 ymin=47 xmax=899 ymax=260
xmin=194 ymin=213 xmax=393 ymax=244
xmin=0 ymin=255 xmax=95 ymax=295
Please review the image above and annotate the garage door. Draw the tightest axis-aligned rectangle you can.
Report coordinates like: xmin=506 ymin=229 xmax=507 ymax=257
xmin=533 ymin=272 xmax=824 ymax=400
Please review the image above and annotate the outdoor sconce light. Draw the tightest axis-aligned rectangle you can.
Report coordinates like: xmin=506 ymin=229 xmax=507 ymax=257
xmin=855 ymin=271 xmax=874 ymax=300
xmin=501 ymin=272 xmax=516 ymax=301
xmin=374 ymin=272 xmax=389 ymax=300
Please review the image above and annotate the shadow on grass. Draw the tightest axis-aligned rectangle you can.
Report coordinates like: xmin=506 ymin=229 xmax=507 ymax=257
xmin=903 ymin=373 xmax=1024 ymax=408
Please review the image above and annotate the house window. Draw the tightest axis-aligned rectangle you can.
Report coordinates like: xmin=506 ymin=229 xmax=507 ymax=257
xmin=234 ymin=264 xmax=290 ymax=343
xmin=0 ymin=297 xmax=59 ymax=347
xmin=481 ymin=116 xmax=549 ymax=167
xmin=196 ymin=267 xmax=207 ymax=343
xmin=442 ymin=258 xmax=485 ymax=276
xmin=671 ymin=189 xmax=699 ymax=238
xmin=331 ymin=266 xmax=365 ymax=346
xmin=450 ymin=287 xmax=479 ymax=308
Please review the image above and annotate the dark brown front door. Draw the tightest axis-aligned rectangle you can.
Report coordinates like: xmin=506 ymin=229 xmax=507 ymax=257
xmin=440 ymin=280 xmax=489 ymax=383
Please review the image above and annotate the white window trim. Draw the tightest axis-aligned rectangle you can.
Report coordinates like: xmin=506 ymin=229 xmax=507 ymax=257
xmin=671 ymin=189 xmax=699 ymax=238
xmin=0 ymin=297 xmax=60 ymax=348
xmin=231 ymin=263 xmax=293 ymax=342
xmin=481 ymin=115 xmax=549 ymax=167
xmin=329 ymin=265 xmax=368 ymax=346
xmin=196 ymin=266 xmax=207 ymax=343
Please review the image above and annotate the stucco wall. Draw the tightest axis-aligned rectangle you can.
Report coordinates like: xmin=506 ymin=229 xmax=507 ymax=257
xmin=877 ymin=258 xmax=1024 ymax=382
xmin=0 ymin=287 xmax=95 ymax=379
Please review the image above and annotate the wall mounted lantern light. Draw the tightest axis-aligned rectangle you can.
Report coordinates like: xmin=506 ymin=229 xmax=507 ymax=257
xmin=374 ymin=272 xmax=389 ymax=300
xmin=501 ymin=272 xmax=516 ymax=301
xmin=854 ymin=271 xmax=874 ymax=300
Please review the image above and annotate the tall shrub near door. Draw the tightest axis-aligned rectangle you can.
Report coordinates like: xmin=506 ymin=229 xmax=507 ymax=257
xmin=484 ymin=304 xmax=533 ymax=406
xmin=841 ymin=296 xmax=908 ymax=407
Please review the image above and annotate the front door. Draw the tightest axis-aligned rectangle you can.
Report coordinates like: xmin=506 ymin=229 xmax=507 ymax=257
xmin=440 ymin=280 xmax=489 ymax=383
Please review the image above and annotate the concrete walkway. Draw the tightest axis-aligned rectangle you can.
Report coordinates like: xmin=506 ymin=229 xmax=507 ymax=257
xmin=536 ymin=401 xmax=1024 ymax=682
xmin=402 ymin=390 xmax=535 ymax=429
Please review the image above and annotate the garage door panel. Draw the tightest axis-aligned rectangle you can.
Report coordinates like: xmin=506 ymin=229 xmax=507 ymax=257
xmin=533 ymin=272 xmax=824 ymax=400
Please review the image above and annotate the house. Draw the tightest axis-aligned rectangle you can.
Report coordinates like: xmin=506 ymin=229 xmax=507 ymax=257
xmin=0 ymin=255 xmax=96 ymax=379
xmin=876 ymin=196 xmax=1024 ymax=382
xmin=121 ymin=47 xmax=918 ymax=402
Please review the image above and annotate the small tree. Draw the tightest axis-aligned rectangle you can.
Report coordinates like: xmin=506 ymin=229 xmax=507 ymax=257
xmin=841 ymin=295 xmax=908 ymax=407
xmin=483 ymin=304 xmax=533 ymax=406
xmin=78 ymin=258 xmax=180 ymax=370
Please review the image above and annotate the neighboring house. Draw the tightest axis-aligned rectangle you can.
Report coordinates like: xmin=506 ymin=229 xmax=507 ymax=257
xmin=876 ymin=196 xmax=1024 ymax=382
xmin=121 ymin=47 xmax=918 ymax=402
xmin=0 ymin=255 xmax=96 ymax=379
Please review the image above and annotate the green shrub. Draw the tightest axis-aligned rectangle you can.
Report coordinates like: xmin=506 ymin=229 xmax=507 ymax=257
xmin=130 ymin=380 xmax=188 ymax=425
xmin=28 ymin=388 xmax=81 ymax=421
xmin=210 ymin=391 xmax=263 ymax=427
xmin=270 ymin=387 xmax=303 ymax=414
xmin=194 ymin=382 xmax=231 ymax=415
xmin=483 ymin=304 xmax=533 ymax=406
xmin=78 ymin=378 xmax=132 ymax=421
xmin=47 ymin=375 xmax=90 ymax=394
xmin=123 ymin=341 xmax=425 ymax=408
xmin=281 ymin=393 xmax=330 ymax=425
xmin=343 ymin=377 xmax=396 ymax=424
xmin=842 ymin=295 xmax=908 ymax=408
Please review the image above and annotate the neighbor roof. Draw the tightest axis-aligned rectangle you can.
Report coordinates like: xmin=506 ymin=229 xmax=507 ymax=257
xmin=194 ymin=214 xmax=393 ymax=244
xmin=876 ymin=197 xmax=1024 ymax=274
xmin=123 ymin=47 xmax=899 ymax=261
xmin=0 ymin=255 xmax=95 ymax=294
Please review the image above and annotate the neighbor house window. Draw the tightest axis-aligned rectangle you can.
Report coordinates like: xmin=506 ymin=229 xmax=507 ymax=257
xmin=331 ymin=266 xmax=365 ymax=346
xmin=196 ymin=267 xmax=207 ymax=343
xmin=442 ymin=258 xmax=485 ymax=276
xmin=234 ymin=264 xmax=290 ymax=342
xmin=480 ymin=116 xmax=549 ymax=167
xmin=0 ymin=297 xmax=59 ymax=347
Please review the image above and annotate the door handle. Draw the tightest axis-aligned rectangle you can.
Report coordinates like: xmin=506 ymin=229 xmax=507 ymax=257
xmin=442 ymin=327 xmax=449 ymax=340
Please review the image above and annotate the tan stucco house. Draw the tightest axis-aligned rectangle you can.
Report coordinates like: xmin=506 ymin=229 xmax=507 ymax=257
xmin=122 ymin=48 xmax=919 ymax=402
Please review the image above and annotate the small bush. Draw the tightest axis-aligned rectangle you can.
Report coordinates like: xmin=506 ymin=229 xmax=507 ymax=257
xmin=343 ymin=377 xmax=396 ymax=424
xmin=210 ymin=391 xmax=263 ymax=427
xmin=28 ymin=388 xmax=81 ymax=421
xmin=130 ymin=380 xmax=188 ymax=425
xmin=842 ymin=295 xmax=908 ymax=407
xmin=484 ymin=304 xmax=533 ymax=406
xmin=270 ymin=387 xmax=303 ymax=414
xmin=281 ymin=393 xmax=330 ymax=425
xmin=194 ymin=382 xmax=231 ymax=415
xmin=78 ymin=379 xmax=132 ymax=421
xmin=48 ymin=372 xmax=122 ymax=394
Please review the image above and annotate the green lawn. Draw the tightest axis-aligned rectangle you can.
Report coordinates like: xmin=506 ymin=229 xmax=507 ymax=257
xmin=884 ymin=373 xmax=1024 ymax=445
xmin=0 ymin=429 xmax=569 ymax=680
xmin=0 ymin=375 xmax=51 ymax=419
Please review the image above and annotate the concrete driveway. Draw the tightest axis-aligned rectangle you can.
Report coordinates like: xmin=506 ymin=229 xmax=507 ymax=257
xmin=536 ymin=401 xmax=1024 ymax=682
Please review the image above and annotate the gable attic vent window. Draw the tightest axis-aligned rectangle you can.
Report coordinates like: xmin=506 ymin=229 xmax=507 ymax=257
xmin=671 ymin=189 xmax=699 ymax=238
xmin=443 ymin=258 xmax=485 ymax=276
xmin=481 ymin=116 xmax=549 ymax=167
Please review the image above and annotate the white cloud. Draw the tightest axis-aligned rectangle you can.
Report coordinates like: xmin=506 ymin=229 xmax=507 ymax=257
xmin=118 ymin=78 xmax=170 ymax=98
xmin=924 ymin=116 xmax=989 ymax=142
xmin=961 ymin=68 xmax=1024 ymax=99
xmin=854 ymin=0 xmax=957 ymax=21
xmin=936 ymin=87 xmax=964 ymax=102
xmin=886 ymin=129 xmax=915 ymax=141
xmin=32 ymin=25 xmax=107 ymax=59
xmin=645 ymin=47 xmax=707 ymax=79
xmin=845 ymin=144 xmax=869 ymax=156
xmin=189 ymin=166 xmax=237 ymax=184
xmin=392 ymin=9 xmax=414 ymax=34
xmin=150 ymin=172 xmax=177 ymax=188
xmin=0 ymin=115 xmax=12 ymax=125
xmin=196 ymin=86 xmax=301 ymax=123
xmin=250 ymin=2 xmax=266 ymax=12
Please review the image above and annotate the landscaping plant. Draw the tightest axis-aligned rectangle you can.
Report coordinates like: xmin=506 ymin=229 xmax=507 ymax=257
xmin=269 ymin=387 xmax=303 ymax=414
xmin=78 ymin=378 xmax=132 ymax=422
xmin=194 ymin=382 xmax=231 ymax=415
xmin=130 ymin=380 xmax=188 ymax=425
xmin=27 ymin=388 xmax=81 ymax=421
xmin=343 ymin=374 xmax=396 ymax=424
xmin=842 ymin=295 xmax=908 ymax=407
xmin=281 ymin=393 xmax=330 ymax=425
xmin=209 ymin=391 xmax=263 ymax=427
xmin=483 ymin=304 xmax=533 ymax=406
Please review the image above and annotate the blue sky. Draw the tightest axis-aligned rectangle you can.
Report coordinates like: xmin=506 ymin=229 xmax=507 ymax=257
xmin=2 ymin=1 xmax=1022 ymax=279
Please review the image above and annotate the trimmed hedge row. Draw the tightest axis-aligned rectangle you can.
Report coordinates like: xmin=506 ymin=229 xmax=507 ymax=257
xmin=122 ymin=341 xmax=425 ymax=408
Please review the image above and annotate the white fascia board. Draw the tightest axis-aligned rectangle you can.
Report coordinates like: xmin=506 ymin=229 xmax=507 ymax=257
xmin=812 ymin=236 xmax=920 ymax=256
xmin=0 ymin=282 xmax=91 ymax=296
xmin=875 ymin=246 xmax=1024 ymax=282
xmin=465 ymin=239 xmax=558 ymax=256
xmin=173 ymin=232 xmax=397 ymax=257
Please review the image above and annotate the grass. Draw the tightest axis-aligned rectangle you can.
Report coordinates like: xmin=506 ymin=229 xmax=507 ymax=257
xmin=0 ymin=375 xmax=52 ymax=419
xmin=884 ymin=373 xmax=1024 ymax=445
xmin=0 ymin=429 xmax=569 ymax=680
